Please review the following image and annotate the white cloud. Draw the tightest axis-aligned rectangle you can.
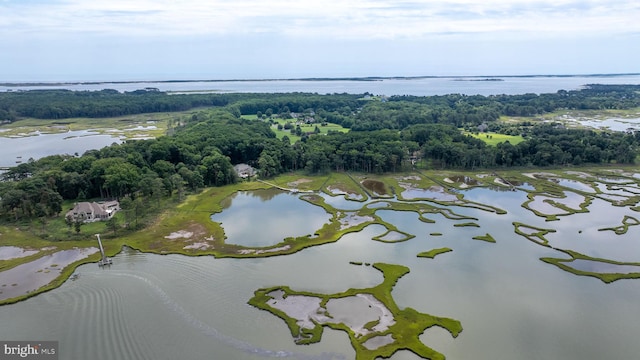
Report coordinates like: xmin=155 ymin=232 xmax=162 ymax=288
xmin=0 ymin=0 xmax=638 ymax=80
xmin=1 ymin=0 xmax=639 ymax=39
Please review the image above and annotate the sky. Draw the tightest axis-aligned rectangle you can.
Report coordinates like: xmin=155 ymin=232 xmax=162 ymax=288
xmin=0 ymin=0 xmax=638 ymax=81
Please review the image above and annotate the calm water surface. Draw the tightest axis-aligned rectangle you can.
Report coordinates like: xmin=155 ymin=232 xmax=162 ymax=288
xmin=0 ymin=130 xmax=122 ymax=168
xmin=2 ymin=75 xmax=640 ymax=96
xmin=1 ymin=188 xmax=639 ymax=360
xmin=211 ymin=189 xmax=331 ymax=247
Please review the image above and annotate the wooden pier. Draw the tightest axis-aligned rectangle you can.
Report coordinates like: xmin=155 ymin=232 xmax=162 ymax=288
xmin=256 ymin=179 xmax=313 ymax=193
xmin=95 ymin=234 xmax=113 ymax=266
xmin=492 ymin=172 xmax=516 ymax=191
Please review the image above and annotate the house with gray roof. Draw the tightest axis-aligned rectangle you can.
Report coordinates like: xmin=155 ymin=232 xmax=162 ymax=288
xmin=234 ymin=163 xmax=256 ymax=179
xmin=65 ymin=201 xmax=120 ymax=223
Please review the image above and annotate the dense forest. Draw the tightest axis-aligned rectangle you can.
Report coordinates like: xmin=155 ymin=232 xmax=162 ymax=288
xmin=0 ymin=90 xmax=362 ymax=120
xmin=1 ymin=85 xmax=640 ymax=221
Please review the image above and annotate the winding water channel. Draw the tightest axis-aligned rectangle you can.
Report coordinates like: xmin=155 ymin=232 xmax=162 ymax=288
xmin=2 ymin=176 xmax=640 ymax=359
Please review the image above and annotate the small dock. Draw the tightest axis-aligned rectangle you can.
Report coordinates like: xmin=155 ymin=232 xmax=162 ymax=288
xmin=256 ymin=179 xmax=313 ymax=193
xmin=345 ymin=172 xmax=374 ymax=199
xmin=492 ymin=172 xmax=516 ymax=191
xmin=95 ymin=234 xmax=113 ymax=267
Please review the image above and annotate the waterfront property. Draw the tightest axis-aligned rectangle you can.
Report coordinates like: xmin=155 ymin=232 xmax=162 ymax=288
xmin=65 ymin=201 xmax=120 ymax=223
xmin=233 ymin=163 xmax=257 ymax=179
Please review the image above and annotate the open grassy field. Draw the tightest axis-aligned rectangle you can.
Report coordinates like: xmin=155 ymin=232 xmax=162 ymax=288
xmin=241 ymin=115 xmax=349 ymax=142
xmin=464 ymin=131 xmax=525 ymax=146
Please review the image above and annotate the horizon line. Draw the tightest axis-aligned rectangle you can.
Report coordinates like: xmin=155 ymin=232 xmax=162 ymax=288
xmin=1 ymin=73 xmax=640 ymax=87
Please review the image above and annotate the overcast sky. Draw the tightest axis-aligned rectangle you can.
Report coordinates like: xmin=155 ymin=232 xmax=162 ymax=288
xmin=1 ymin=0 xmax=638 ymax=81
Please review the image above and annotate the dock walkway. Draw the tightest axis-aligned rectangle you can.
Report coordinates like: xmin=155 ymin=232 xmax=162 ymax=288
xmin=492 ymin=172 xmax=516 ymax=191
xmin=256 ymin=179 xmax=314 ymax=193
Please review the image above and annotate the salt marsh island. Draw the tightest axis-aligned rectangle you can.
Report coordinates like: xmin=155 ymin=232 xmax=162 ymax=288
xmin=249 ymin=263 xmax=462 ymax=360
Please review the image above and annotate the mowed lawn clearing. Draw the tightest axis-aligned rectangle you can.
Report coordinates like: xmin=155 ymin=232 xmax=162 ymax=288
xmin=464 ymin=131 xmax=525 ymax=146
xmin=242 ymin=115 xmax=349 ymax=142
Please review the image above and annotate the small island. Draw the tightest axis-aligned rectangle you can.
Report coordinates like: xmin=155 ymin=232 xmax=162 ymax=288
xmin=417 ymin=247 xmax=453 ymax=259
xmin=248 ymin=263 xmax=462 ymax=360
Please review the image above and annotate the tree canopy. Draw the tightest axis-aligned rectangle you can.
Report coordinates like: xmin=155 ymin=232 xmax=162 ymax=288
xmin=2 ymin=84 xmax=640 ymax=221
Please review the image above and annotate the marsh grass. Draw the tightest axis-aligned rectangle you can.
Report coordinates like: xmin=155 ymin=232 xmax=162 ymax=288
xmin=248 ymin=263 xmax=462 ymax=360
xmin=323 ymin=172 xmax=368 ymax=201
xmin=472 ymin=233 xmax=496 ymax=243
xmin=417 ymin=248 xmax=452 ymax=259
xmin=598 ymin=215 xmax=640 ymax=235
xmin=541 ymin=249 xmax=640 ymax=283
xmin=5 ymin=166 xmax=640 ymax=304
xmin=512 ymin=222 xmax=557 ymax=247
xmin=0 ymin=226 xmax=103 ymax=304
xmin=0 ymin=111 xmax=183 ymax=139
xmin=453 ymin=222 xmax=480 ymax=228
xmin=268 ymin=172 xmax=329 ymax=191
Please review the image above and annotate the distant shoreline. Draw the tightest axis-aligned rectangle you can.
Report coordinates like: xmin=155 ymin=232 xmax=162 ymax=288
xmin=452 ymin=78 xmax=505 ymax=82
xmin=2 ymin=73 xmax=639 ymax=87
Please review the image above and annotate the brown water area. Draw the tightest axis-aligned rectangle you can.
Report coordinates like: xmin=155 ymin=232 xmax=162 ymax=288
xmin=361 ymin=179 xmax=388 ymax=196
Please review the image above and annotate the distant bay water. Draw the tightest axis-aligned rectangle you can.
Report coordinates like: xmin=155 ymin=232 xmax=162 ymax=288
xmin=2 ymin=74 xmax=640 ymax=168
xmin=2 ymin=74 xmax=640 ymax=96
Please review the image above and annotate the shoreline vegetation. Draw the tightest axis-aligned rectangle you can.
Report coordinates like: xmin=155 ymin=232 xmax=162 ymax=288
xmin=417 ymin=247 xmax=453 ymax=259
xmin=248 ymin=262 xmax=463 ymax=360
xmin=2 ymin=166 xmax=640 ymax=305
xmin=2 ymin=87 xmax=640 ymax=308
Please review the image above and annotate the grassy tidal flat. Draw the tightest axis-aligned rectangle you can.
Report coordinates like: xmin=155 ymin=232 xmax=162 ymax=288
xmin=2 ymin=167 xmax=640 ymax=359
xmin=417 ymin=247 xmax=453 ymax=259
xmin=0 ymin=112 xmax=178 ymax=140
xmin=248 ymin=263 xmax=462 ymax=360
xmin=4 ymin=167 xmax=640 ymax=284
xmin=522 ymin=108 xmax=640 ymax=131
